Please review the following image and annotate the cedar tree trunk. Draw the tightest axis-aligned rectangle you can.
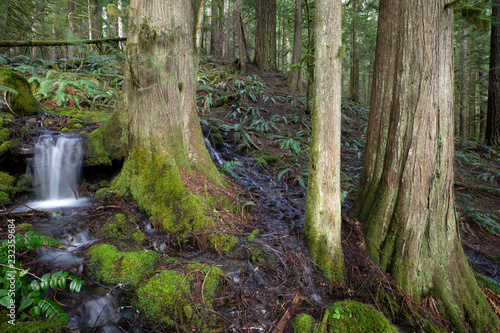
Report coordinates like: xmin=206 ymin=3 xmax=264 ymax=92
xmin=487 ymin=0 xmax=500 ymax=147
xmin=112 ymin=0 xmax=224 ymax=234
xmin=350 ymin=1 xmax=500 ymax=331
xmin=304 ymin=0 xmax=344 ymax=284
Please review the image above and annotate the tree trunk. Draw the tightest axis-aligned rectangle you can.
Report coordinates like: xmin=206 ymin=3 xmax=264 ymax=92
xmin=349 ymin=0 xmax=359 ymax=102
xmin=350 ymin=1 xmax=500 ymax=331
xmin=91 ymin=0 xmax=103 ymax=39
xmin=487 ymin=0 xmax=500 ymax=147
xmin=289 ymin=0 xmax=303 ymax=94
xmin=111 ymin=0 xmax=224 ymax=233
xmin=459 ymin=22 xmax=468 ymax=137
xmin=210 ymin=0 xmax=219 ymax=55
xmin=235 ymin=0 xmax=246 ymax=72
xmin=68 ymin=0 xmax=75 ymax=58
xmin=255 ymin=0 xmax=277 ymax=71
xmin=4 ymin=0 xmax=9 ymax=40
xmin=304 ymin=0 xmax=344 ymax=285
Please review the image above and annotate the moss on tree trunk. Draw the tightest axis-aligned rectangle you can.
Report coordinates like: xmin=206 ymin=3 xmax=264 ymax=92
xmin=104 ymin=0 xmax=223 ymax=234
xmin=350 ymin=1 xmax=500 ymax=331
xmin=304 ymin=0 xmax=344 ymax=285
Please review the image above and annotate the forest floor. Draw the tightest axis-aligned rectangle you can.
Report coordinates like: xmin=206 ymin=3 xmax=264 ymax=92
xmin=1 ymin=55 xmax=500 ymax=332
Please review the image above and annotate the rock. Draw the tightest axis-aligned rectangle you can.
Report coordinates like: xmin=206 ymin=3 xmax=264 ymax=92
xmin=0 ymin=67 xmax=41 ymax=117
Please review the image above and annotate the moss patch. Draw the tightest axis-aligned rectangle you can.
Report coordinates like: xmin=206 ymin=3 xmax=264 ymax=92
xmin=87 ymin=243 xmax=158 ymax=288
xmin=85 ymin=127 xmax=112 ymax=166
xmin=324 ymin=300 xmax=397 ymax=333
xmin=97 ymin=213 xmax=145 ymax=246
xmin=0 ymin=171 xmax=15 ymax=204
xmin=293 ymin=313 xmax=319 ymax=333
xmin=136 ymin=263 xmax=225 ymax=327
xmin=0 ymin=67 xmax=41 ymax=116
xmin=0 ymin=318 xmax=66 ymax=333
xmin=209 ymin=233 xmax=238 ymax=254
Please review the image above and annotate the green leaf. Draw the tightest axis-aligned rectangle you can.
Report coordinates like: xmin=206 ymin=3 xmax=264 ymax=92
xmin=0 ymin=296 xmax=12 ymax=307
xmin=18 ymin=295 xmax=32 ymax=311
xmin=41 ymin=273 xmax=50 ymax=281
xmin=40 ymin=281 xmax=49 ymax=291
xmin=58 ymin=278 xmax=66 ymax=290
xmin=19 ymin=269 xmax=29 ymax=277
xmin=30 ymin=305 xmax=41 ymax=317
xmin=50 ymin=279 xmax=59 ymax=290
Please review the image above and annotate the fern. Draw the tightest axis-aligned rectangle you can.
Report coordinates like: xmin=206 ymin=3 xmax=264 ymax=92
xmin=465 ymin=207 xmax=500 ymax=236
xmin=219 ymin=161 xmax=243 ymax=180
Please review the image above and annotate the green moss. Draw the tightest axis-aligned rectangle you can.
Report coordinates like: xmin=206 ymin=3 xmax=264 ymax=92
xmin=0 ymin=318 xmax=66 ymax=333
xmin=95 ymin=187 xmax=113 ymax=200
xmin=0 ymin=140 xmax=12 ymax=156
xmin=419 ymin=319 xmax=441 ymax=333
xmin=85 ymin=127 xmax=112 ymax=166
xmin=111 ymin=147 xmax=213 ymax=234
xmin=0 ymin=67 xmax=41 ymax=116
xmin=250 ymin=151 xmax=279 ymax=165
xmin=293 ymin=313 xmax=318 ymax=333
xmin=248 ymin=229 xmax=259 ymax=242
xmin=0 ymin=127 xmax=10 ymax=143
xmin=210 ymin=133 xmax=224 ymax=149
xmin=324 ymin=300 xmax=397 ymax=333
xmin=209 ymin=233 xmax=238 ymax=254
xmin=0 ymin=172 xmax=15 ymax=203
xmin=47 ymin=107 xmax=111 ymax=123
xmin=87 ymin=243 xmax=158 ymax=288
xmin=98 ymin=213 xmax=145 ymax=245
xmin=17 ymin=223 xmax=33 ymax=232
xmin=136 ymin=263 xmax=224 ymax=327
xmin=212 ymin=95 xmax=228 ymax=107
xmin=16 ymin=174 xmax=31 ymax=189
xmin=61 ymin=127 xmax=70 ymax=132
xmin=0 ymin=191 xmax=10 ymax=205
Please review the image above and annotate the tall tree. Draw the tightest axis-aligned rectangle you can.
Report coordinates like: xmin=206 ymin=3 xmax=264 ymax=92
xmin=109 ymin=0 xmax=224 ymax=233
xmin=487 ymin=0 xmax=500 ymax=147
xmin=349 ymin=0 xmax=360 ymax=102
xmin=289 ymin=0 xmax=303 ymax=93
xmin=459 ymin=21 xmax=469 ymax=137
xmin=350 ymin=0 xmax=500 ymax=331
xmin=255 ymin=0 xmax=277 ymax=71
xmin=304 ymin=0 xmax=344 ymax=284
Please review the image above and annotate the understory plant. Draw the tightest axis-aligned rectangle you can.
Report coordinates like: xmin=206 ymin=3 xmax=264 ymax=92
xmin=0 ymin=231 xmax=84 ymax=323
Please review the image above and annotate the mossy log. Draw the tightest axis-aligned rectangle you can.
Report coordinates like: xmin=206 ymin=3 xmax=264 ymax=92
xmin=0 ymin=67 xmax=41 ymax=116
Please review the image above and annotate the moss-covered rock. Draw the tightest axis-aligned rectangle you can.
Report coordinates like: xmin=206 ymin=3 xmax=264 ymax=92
xmin=84 ymin=112 xmax=127 ymax=166
xmin=250 ymin=151 xmax=279 ymax=169
xmin=0 ymin=67 xmax=41 ymax=116
xmin=209 ymin=233 xmax=238 ymax=254
xmin=324 ymin=300 xmax=397 ymax=333
xmin=293 ymin=313 xmax=320 ymax=333
xmin=136 ymin=263 xmax=225 ymax=327
xmin=98 ymin=213 xmax=145 ymax=245
xmin=94 ymin=187 xmax=113 ymax=201
xmin=87 ymin=243 xmax=158 ymax=288
xmin=0 ymin=171 xmax=15 ymax=204
xmin=210 ymin=133 xmax=224 ymax=149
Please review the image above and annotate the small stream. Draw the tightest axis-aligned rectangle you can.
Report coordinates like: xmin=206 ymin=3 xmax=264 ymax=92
xmin=12 ymin=130 xmax=498 ymax=332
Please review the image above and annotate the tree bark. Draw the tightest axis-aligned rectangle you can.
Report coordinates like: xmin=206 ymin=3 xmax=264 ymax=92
xmin=350 ymin=1 xmax=500 ymax=331
xmin=304 ymin=0 xmax=344 ymax=284
xmin=487 ymin=0 xmax=500 ymax=147
xmin=210 ymin=0 xmax=219 ymax=55
xmin=111 ymin=0 xmax=223 ymax=234
xmin=68 ymin=0 xmax=76 ymax=57
xmin=255 ymin=0 xmax=277 ymax=72
xmin=289 ymin=0 xmax=303 ymax=94
xmin=4 ymin=0 xmax=10 ymax=40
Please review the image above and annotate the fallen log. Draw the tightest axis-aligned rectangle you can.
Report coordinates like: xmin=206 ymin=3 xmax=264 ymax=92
xmin=0 ymin=37 xmax=126 ymax=48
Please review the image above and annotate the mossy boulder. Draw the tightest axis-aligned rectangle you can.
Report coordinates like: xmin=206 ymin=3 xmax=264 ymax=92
xmin=87 ymin=243 xmax=159 ymax=288
xmin=0 ymin=171 xmax=15 ymax=204
xmin=136 ymin=263 xmax=225 ymax=327
xmin=84 ymin=112 xmax=128 ymax=166
xmin=0 ymin=67 xmax=41 ymax=116
xmin=324 ymin=300 xmax=397 ymax=333
xmin=98 ymin=213 xmax=145 ymax=245
xmin=210 ymin=133 xmax=224 ymax=149
xmin=293 ymin=300 xmax=397 ymax=333
xmin=250 ymin=151 xmax=279 ymax=169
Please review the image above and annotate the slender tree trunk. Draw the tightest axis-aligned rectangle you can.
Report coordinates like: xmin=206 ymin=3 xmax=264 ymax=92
xmin=210 ymin=0 xmax=219 ymax=55
xmin=68 ymin=0 xmax=75 ymax=58
xmin=459 ymin=22 xmax=468 ymax=137
xmin=305 ymin=0 xmax=344 ymax=284
xmin=255 ymin=0 xmax=277 ymax=71
xmin=4 ymin=0 xmax=9 ymax=40
xmin=91 ymin=0 xmax=103 ymax=39
xmin=112 ymin=0 xmax=224 ymax=234
xmin=289 ymin=0 xmax=303 ymax=93
xmin=349 ymin=0 xmax=359 ymax=102
xmin=487 ymin=0 xmax=500 ymax=147
xmin=235 ymin=0 xmax=246 ymax=72
xmin=350 ymin=1 xmax=500 ymax=331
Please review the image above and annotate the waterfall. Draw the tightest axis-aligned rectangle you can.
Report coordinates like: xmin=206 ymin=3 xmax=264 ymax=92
xmin=31 ymin=134 xmax=84 ymax=208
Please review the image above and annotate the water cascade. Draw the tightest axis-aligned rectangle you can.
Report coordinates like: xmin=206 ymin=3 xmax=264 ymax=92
xmin=31 ymin=134 xmax=85 ymax=208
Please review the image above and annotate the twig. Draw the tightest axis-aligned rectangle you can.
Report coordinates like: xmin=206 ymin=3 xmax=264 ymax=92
xmin=3 ymin=91 xmax=20 ymax=118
